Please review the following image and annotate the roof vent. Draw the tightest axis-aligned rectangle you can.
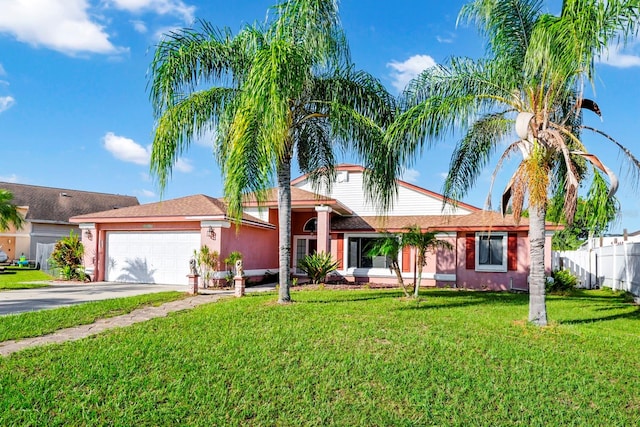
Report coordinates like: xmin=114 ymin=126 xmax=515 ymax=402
xmin=60 ymin=192 xmax=71 ymax=197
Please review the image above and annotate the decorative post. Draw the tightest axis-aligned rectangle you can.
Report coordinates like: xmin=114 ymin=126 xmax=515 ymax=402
xmin=187 ymin=258 xmax=199 ymax=295
xmin=234 ymin=259 xmax=245 ymax=297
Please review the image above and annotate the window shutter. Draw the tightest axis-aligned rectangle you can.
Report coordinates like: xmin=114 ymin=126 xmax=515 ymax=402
xmin=465 ymin=234 xmax=475 ymax=269
xmin=507 ymin=233 xmax=517 ymax=271
xmin=336 ymin=234 xmax=344 ymax=269
xmin=402 ymin=246 xmax=411 ymax=272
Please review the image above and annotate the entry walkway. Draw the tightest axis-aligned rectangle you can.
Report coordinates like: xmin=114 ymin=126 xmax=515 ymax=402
xmin=0 ymin=283 xmax=275 ymax=357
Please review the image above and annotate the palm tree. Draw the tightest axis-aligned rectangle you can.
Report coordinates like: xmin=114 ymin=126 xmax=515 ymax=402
xmin=149 ymin=0 xmax=398 ymax=303
xmin=401 ymin=225 xmax=453 ymax=298
xmin=367 ymin=233 xmax=410 ymax=297
xmin=388 ymin=0 xmax=640 ymax=325
xmin=0 ymin=189 xmax=24 ymax=231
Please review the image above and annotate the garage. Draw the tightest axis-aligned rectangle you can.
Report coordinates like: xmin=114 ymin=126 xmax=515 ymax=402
xmin=106 ymin=231 xmax=201 ymax=285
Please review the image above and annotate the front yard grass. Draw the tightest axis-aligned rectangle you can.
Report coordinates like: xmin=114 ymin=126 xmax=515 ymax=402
xmin=0 ymin=292 xmax=186 ymax=342
xmin=0 ymin=269 xmax=52 ymax=290
xmin=0 ymin=288 xmax=639 ymax=425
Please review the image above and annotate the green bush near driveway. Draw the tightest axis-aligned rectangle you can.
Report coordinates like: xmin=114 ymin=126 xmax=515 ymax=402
xmin=0 ymin=288 xmax=639 ymax=425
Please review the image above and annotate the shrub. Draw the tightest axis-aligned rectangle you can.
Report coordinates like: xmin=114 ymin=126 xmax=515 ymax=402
xmin=49 ymin=231 xmax=85 ymax=281
xmin=194 ymin=246 xmax=220 ymax=288
xmin=297 ymin=252 xmax=339 ymax=284
xmin=547 ymin=269 xmax=578 ymax=293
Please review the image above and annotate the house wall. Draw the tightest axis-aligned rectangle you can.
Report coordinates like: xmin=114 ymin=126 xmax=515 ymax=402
xmin=30 ymin=223 xmax=79 ymax=259
xmin=294 ymin=170 xmax=475 ymax=217
xmin=219 ymin=223 xmax=278 ymax=274
xmin=453 ymin=231 xmax=539 ymax=291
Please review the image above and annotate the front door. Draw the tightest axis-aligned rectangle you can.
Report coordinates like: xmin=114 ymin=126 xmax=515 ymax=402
xmin=294 ymin=237 xmax=317 ymax=274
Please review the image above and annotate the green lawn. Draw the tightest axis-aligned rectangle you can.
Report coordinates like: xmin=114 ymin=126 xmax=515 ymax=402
xmin=1 ymin=288 xmax=639 ymax=425
xmin=0 ymin=291 xmax=186 ymax=342
xmin=0 ymin=269 xmax=52 ymax=290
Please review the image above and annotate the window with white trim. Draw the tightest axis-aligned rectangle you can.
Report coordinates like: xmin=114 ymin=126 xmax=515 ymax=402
xmin=347 ymin=237 xmax=391 ymax=268
xmin=475 ymin=232 xmax=508 ymax=272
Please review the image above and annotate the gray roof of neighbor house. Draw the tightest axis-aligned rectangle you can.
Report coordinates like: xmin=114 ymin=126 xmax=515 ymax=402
xmin=0 ymin=182 xmax=139 ymax=225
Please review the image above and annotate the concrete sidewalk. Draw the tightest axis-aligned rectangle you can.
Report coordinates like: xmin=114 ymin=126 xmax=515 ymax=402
xmin=0 ymin=283 xmax=276 ymax=357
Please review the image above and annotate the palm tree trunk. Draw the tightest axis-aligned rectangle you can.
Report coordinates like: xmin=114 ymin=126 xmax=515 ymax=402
xmin=277 ymin=158 xmax=292 ymax=303
xmin=528 ymin=204 xmax=548 ymax=326
xmin=392 ymin=261 xmax=409 ymax=297
xmin=413 ymin=254 xmax=423 ymax=298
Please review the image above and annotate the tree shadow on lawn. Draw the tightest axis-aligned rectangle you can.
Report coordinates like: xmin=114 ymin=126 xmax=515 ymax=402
xmin=297 ymin=288 xmax=529 ymax=308
xmin=558 ymin=306 xmax=640 ymax=325
xmin=298 ymin=290 xmax=403 ymax=304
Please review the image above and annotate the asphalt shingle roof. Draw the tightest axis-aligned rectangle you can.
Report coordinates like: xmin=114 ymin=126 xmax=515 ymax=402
xmin=0 ymin=182 xmax=139 ymax=224
xmin=70 ymin=194 xmax=272 ymax=228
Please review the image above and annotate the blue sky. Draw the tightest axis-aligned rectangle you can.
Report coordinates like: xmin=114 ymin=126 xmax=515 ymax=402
xmin=1 ymin=0 xmax=639 ymax=233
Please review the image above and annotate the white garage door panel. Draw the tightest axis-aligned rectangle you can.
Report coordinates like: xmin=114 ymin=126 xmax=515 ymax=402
xmin=106 ymin=232 xmax=200 ymax=285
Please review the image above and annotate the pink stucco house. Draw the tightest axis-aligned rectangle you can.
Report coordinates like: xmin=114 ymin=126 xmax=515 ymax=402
xmin=70 ymin=164 xmax=557 ymax=290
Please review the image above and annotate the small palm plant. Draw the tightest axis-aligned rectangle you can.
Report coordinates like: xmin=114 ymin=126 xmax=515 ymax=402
xmin=194 ymin=246 xmax=220 ymax=288
xmin=224 ymin=251 xmax=243 ymax=285
xmin=298 ymin=252 xmax=339 ymax=284
xmin=367 ymin=234 xmax=410 ymax=297
xmin=402 ymin=225 xmax=453 ymax=298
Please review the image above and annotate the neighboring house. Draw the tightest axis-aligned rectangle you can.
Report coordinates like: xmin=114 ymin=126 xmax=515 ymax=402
xmin=71 ymin=164 xmax=557 ymax=288
xmin=0 ymin=182 xmax=139 ymax=261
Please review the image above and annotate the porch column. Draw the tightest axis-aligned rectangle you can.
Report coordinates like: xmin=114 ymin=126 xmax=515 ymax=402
xmin=315 ymin=206 xmax=332 ymax=254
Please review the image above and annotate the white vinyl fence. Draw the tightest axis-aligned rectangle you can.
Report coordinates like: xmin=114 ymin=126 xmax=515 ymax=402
xmin=553 ymin=242 xmax=640 ymax=295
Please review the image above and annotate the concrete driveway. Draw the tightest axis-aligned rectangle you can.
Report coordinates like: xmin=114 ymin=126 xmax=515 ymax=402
xmin=0 ymin=282 xmax=275 ymax=316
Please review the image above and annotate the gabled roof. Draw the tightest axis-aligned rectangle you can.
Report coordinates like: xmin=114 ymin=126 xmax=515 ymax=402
xmin=290 ymin=164 xmax=481 ymax=213
xmin=331 ymin=211 xmax=562 ymax=232
xmin=243 ymin=187 xmax=353 ymax=215
xmin=0 ymin=182 xmax=139 ymax=225
xmin=70 ymin=194 xmax=273 ymax=228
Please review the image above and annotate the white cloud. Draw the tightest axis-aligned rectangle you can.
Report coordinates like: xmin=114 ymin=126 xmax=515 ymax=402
xmin=0 ymin=173 xmax=19 ymax=183
xmin=139 ymin=189 xmax=156 ymax=197
xmin=154 ymin=24 xmax=182 ymax=41
xmin=401 ymin=168 xmax=420 ymax=184
xmin=0 ymin=64 xmax=6 ymax=76
xmin=598 ymin=43 xmax=640 ymax=68
xmin=103 ymin=132 xmax=150 ymax=165
xmin=131 ymin=20 xmax=147 ymax=33
xmin=174 ymin=158 xmax=193 ymax=173
xmin=0 ymin=96 xmax=15 ymax=113
xmin=109 ymin=0 xmax=195 ymax=22
xmin=387 ymin=54 xmax=437 ymax=92
xmin=194 ymin=128 xmax=217 ymax=147
xmin=0 ymin=0 xmax=123 ymax=55
xmin=436 ymin=34 xmax=454 ymax=44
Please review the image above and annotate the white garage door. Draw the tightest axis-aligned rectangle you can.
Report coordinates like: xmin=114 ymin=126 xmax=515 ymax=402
xmin=106 ymin=231 xmax=201 ymax=285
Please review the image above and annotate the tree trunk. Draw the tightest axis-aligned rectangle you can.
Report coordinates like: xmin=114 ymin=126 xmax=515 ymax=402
xmin=277 ymin=158 xmax=292 ymax=303
xmin=528 ymin=204 xmax=548 ymax=326
xmin=413 ymin=253 xmax=424 ymax=298
xmin=392 ymin=261 xmax=409 ymax=297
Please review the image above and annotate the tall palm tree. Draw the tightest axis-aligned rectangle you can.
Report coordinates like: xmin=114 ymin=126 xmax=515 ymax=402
xmin=149 ymin=0 xmax=398 ymax=303
xmin=0 ymin=189 xmax=24 ymax=231
xmin=401 ymin=225 xmax=453 ymax=298
xmin=388 ymin=0 xmax=640 ymax=325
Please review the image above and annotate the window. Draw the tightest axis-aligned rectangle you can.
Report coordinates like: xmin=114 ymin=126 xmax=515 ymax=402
xmin=303 ymin=218 xmax=317 ymax=233
xmin=347 ymin=237 xmax=391 ymax=269
xmin=475 ymin=232 xmax=508 ymax=272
